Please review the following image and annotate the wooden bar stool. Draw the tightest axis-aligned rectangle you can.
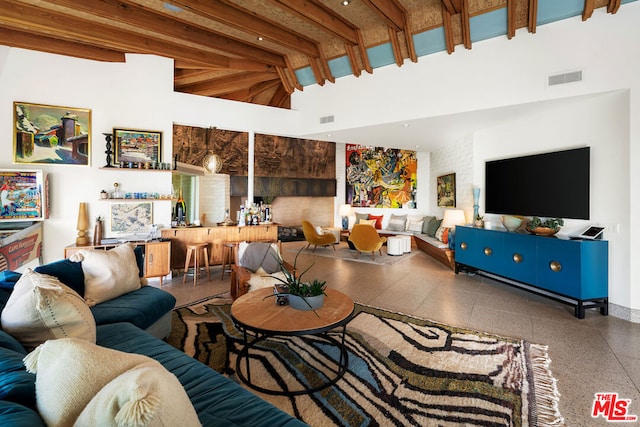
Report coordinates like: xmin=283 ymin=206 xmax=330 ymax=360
xmin=220 ymin=242 xmax=239 ymax=280
xmin=183 ymin=242 xmax=210 ymax=286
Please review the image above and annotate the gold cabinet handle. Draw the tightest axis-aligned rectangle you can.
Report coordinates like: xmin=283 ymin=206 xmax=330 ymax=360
xmin=460 ymin=242 xmax=468 ymax=250
xmin=484 ymin=247 xmax=492 ymax=256
xmin=512 ymin=253 xmax=522 ymax=263
xmin=549 ymin=261 xmax=562 ymax=272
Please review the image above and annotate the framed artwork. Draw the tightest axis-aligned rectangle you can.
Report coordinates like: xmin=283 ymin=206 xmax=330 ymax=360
xmin=0 ymin=170 xmax=46 ymax=221
xmin=110 ymin=202 xmax=153 ymax=233
xmin=114 ymin=128 xmax=162 ymax=164
xmin=437 ymin=173 xmax=456 ymax=207
xmin=14 ymin=102 xmax=91 ymax=165
xmin=345 ymin=145 xmax=417 ymax=208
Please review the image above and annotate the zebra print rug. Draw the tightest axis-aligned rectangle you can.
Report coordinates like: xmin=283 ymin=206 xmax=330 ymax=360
xmin=167 ymin=294 xmax=564 ymax=426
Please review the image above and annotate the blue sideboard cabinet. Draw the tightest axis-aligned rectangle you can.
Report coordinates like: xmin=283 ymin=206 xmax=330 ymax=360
xmin=454 ymin=226 xmax=608 ymax=319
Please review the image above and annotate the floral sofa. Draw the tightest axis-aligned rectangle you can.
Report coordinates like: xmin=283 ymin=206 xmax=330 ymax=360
xmin=0 ymin=244 xmax=304 ymax=426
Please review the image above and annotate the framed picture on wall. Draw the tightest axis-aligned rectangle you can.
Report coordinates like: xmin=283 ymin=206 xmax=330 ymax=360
xmin=110 ymin=202 xmax=153 ymax=233
xmin=437 ymin=173 xmax=456 ymax=207
xmin=14 ymin=102 xmax=91 ymax=166
xmin=113 ymin=128 xmax=162 ymax=165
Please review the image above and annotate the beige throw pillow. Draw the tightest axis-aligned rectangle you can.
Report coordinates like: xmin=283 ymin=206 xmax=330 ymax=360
xmin=23 ymin=338 xmax=200 ymax=427
xmin=70 ymin=243 xmax=142 ymax=306
xmin=0 ymin=269 xmax=96 ymax=351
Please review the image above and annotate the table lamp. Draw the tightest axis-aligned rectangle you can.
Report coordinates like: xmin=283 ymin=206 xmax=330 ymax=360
xmin=338 ymin=204 xmax=352 ymax=230
xmin=442 ymin=209 xmax=466 ymax=250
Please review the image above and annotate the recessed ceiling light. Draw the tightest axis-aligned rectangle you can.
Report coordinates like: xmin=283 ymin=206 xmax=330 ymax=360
xmin=402 ymin=123 xmax=410 ymax=127
xmin=163 ymin=3 xmax=182 ymax=12
xmin=341 ymin=0 xmax=351 ymax=5
xmin=257 ymin=36 xmax=264 ymax=41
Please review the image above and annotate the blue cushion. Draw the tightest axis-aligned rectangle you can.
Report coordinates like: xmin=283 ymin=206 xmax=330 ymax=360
xmin=0 ymin=330 xmax=26 ymax=355
xmin=91 ymin=286 xmax=176 ymax=329
xmin=0 ymin=271 xmax=21 ymax=290
xmin=0 ymin=401 xmax=45 ymax=426
xmin=0 ymin=345 xmax=35 ymax=407
xmin=34 ymin=259 xmax=85 ymax=296
xmin=97 ymin=323 xmax=305 ymax=427
xmin=134 ymin=246 xmax=144 ymax=278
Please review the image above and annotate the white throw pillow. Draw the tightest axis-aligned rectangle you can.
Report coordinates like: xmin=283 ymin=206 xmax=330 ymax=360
xmin=405 ymin=215 xmax=425 ymax=231
xmin=70 ymin=243 xmax=142 ymax=306
xmin=247 ymin=270 xmax=288 ymax=291
xmin=23 ymin=338 xmax=200 ymax=427
xmin=406 ymin=220 xmax=424 ymax=234
xmin=0 ymin=269 xmax=96 ymax=351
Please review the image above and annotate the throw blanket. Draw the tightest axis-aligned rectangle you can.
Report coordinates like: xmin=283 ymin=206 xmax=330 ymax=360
xmin=240 ymin=242 xmax=280 ymax=274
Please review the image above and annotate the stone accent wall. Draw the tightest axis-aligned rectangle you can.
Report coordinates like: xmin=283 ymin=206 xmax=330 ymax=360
xmin=271 ymin=196 xmax=335 ymax=227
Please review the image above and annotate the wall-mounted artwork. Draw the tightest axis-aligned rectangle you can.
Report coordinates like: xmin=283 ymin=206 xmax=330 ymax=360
xmin=110 ymin=202 xmax=153 ymax=233
xmin=0 ymin=170 xmax=47 ymax=221
xmin=437 ymin=173 xmax=456 ymax=207
xmin=14 ymin=102 xmax=91 ymax=165
xmin=114 ymin=129 xmax=162 ymax=164
xmin=254 ymin=134 xmax=335 ymax=179
xmin=346 ymin=145 xmax=417 ymax=208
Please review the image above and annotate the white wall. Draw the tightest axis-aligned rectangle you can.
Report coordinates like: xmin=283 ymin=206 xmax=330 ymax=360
xmin=0 ymin=49 xmax=300 ymax=264
xmin=291 ymin=4 xmax=640 ymax=317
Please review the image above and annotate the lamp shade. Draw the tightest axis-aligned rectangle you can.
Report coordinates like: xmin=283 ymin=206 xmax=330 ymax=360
xmin=442 ymin=209 xmax=466 ymax=228
xmin=338 ymin=204 xmax=352 ymax=216
xmin=202 ymin=152 xmax=222 ymax=174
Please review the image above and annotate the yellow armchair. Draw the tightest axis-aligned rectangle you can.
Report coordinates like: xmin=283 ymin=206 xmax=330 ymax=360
xmin=348 ymin=224 xmax=387 ymax=260
xmin=301 ymin=220 xmax=337 ymax=252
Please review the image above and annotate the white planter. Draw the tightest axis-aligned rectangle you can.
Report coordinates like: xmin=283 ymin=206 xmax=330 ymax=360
xmin=288 ymin=294 xmax=325 ymax=311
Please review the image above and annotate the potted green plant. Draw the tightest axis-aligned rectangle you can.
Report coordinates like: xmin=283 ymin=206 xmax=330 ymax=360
xmin=266 ymin=248 xmax=327 ymax=313
xmin=474 ymin=214 xmax=484 ymax=228
xmin=527 ymin=216 xmax=564 ymax=236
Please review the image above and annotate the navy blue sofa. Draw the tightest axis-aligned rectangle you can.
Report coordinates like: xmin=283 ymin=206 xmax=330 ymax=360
xmin=0 ymin=261 xmax=305 ymax=427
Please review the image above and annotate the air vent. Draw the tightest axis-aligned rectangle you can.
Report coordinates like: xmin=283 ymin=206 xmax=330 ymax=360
xmin=548 ymin=71 xmax=583 ymax=86
xmin=319 ymin=115 xmax=334 ymax=124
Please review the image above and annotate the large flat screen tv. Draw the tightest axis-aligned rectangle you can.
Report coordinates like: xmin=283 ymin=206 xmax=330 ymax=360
xmin=485 ymin=147 xmax=590 ymax=220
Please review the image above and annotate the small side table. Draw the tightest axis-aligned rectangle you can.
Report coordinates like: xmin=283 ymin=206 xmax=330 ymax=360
xmin=386 ymin=236 xmax=403 ymax=256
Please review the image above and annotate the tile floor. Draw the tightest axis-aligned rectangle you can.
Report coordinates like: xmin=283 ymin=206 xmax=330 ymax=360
xmin=152 ymin=240 xmax=640 ymax=426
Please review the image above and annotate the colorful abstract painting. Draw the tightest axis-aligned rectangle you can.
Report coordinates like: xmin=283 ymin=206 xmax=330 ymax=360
xmin=346 ymin=145 xmax=417 ymax=208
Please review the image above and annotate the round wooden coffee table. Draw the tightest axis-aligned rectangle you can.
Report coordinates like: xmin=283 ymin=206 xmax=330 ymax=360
xmin=231 ymin=287 xmax=355 ymax=396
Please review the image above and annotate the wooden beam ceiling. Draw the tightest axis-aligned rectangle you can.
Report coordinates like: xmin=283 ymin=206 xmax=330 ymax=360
xmin=0 ymin=0 xmax=630 ymax=108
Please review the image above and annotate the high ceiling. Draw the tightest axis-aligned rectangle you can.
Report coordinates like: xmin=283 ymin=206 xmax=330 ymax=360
xmin=0 ymin=0 xmax=628 ymax=109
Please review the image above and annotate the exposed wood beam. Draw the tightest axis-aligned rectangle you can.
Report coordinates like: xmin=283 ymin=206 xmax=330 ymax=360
xmin=388 ymin=28 xmax=403 ymax=67
xmin=317 ymin=48 xmax=336 ymax=83
xmin=363 ymin=0 xmax=416 ymax=63
xmin=529 ymin=0 xmax=538 ymax=33
xmin=52 ymin=0 xmax=286 ymax=68
xmin=461 ymin=0 xmax=472 ymax=49
xmin=0 ymin=27 xmax=125 ymax=62
xmin=177 ymin=72 xmax=279 ymax=96
xmin=272 ymin=0 xmax=359 ymax=45
xmin=442 ymin=3 xmax=455 ymax=54
xmin=583 ymin=0 xmax=595 ymax=20
xmin=362 ymin=0 xmax=405 ymax=31
xmin=284 ymin=56 xmax=303 ymax=91
xmin=309 ymin=56 xmax=326 ymax=86
xmin=276 ymin=67 xmax=295 ymax=94
xmin=0 ymin=0 xmax=231 ymax=68
xmin=344 ymin=44 xmax=361 ymax=77
xmin=356 ymin=31 xmax=373 ymax=74
xmin=224 ymin=80 xmax=281 ymax=103
xmin=269 ymin=84 xmax=290 ymax=109
xmin=441 ymin=0 xmax=462 ymax=15
xmin=168 ymin=0 xmax=320 ymax=58
xmin=608 ymin=0 xmax=621 ymax=14
xmin=507 ymin=0 xmax=516 ymax=39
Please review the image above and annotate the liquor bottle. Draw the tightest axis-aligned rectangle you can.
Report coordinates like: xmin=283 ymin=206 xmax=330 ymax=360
xmin=176 ymin=189 xmax=186 ymax=225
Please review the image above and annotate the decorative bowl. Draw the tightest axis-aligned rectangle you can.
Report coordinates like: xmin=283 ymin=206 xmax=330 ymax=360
xmin=528 ymin=226 xmax=559 ymax=236
xmin=501 ymin=215 xmax=523 ymax=232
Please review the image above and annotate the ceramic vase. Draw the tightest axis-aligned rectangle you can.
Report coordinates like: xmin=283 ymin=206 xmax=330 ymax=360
xmin=93 ymin=220 xmax=103 ymax=246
